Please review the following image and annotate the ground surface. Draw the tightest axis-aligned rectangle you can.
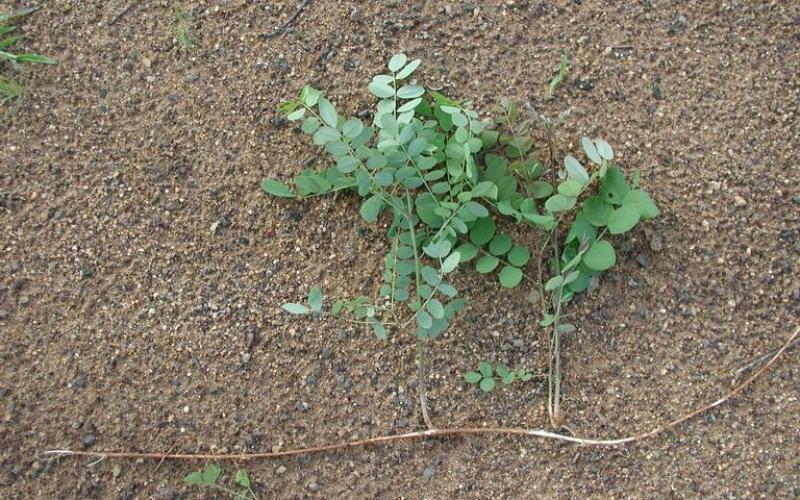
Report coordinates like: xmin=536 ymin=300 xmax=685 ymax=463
xmin=1 ymin=0 xmax=799 ymax=498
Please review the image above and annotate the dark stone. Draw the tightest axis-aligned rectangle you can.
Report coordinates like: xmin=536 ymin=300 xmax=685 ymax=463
xmin=82 ymin=434 xmax=96 ymax=448
xmin=653 ymin=84 xmax=663 ymax=100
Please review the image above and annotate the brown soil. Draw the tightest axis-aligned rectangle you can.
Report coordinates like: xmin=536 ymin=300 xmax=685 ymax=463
xmin=2 ymin=0 xmax=799 ymax=498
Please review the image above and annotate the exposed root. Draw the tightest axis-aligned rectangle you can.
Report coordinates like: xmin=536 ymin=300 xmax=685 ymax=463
xmin=41 ymin=326 xmax=798 ymax=462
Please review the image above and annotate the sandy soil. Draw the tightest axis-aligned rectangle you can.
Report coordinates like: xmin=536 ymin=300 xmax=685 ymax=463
xmin=1 ymin=0 xmax=799 ymax=498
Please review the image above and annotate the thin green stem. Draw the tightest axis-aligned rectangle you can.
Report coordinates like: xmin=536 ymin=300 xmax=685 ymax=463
xmin=405 ymin=191 xmax=434 ymax=430
xmin=207 ymin=483 xmax=255 ymax=500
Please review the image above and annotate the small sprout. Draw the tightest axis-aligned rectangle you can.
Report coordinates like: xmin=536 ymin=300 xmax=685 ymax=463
xmin=185 ymin=465 xmax=258 ymax=499
xmin=173 ymin=4 xmax=198 ymax=51
xmin=547 ymin=53 xmax=570 ymax=97
xmin=465 ymin=362 xmax=541 ymax=393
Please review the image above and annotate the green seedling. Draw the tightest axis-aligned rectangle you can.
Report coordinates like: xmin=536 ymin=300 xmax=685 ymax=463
xmin=0 ymin=6 xmax=54 ymax=107
xmin=0 ymin=7 xmax=55 ymax=66
xmin=173 ymin=4 xmax=198 ymax=51
xmin=464 ymin=362 xmax=541 ymax=392
xmin=264 ymin=54 xmax=659 ymax=427
xmin=185 ymin=464 xmax=258 ymax=500
xmin=0 ymin=74 xmax=23 ymax=104
xmin=547 ymin=53 xmax=569 ymax=97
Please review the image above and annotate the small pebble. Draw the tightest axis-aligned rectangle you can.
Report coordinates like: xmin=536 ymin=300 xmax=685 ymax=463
xmin=652 ymin=84 xmax=663 ymax=100
xmin=734 ymin=195 xmax=747 ymax=207
xmin=649 ymin=234 xmax=664 ymax=252
xmin=82 ymin=433 xmax=96 ymax=448
xmin=422 ymin=463 xmax=437 ymax=481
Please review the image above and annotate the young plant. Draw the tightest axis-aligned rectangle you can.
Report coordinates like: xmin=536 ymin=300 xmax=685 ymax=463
xmin=0 ymin=6 xmax=54 ymax=106
xmin=547 ymin=53 xmax=570 ymax=97
xmin=185 ymin=464 xmax=257 ymax=500
xmin=0 ymin=7 xmax=54 ymax=66
xmin=464 ymin=362 xmax=541 ymax=393
xmin=173 ymin=4 xmax=198 ymax=51
xmin=263 ymin=53 xmax=659 ymax=428
xmin=0 ymin=75 xmax=23 ymax=104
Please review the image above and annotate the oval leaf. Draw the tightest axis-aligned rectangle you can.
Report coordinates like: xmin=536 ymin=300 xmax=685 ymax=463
xmin=498 ymin=266 xmax=523 ymax=288
xmin=489 ymin=234 xmax=513 ymax=256
xmin=583 ymin=240 xmax=616 ymax=271
xmin=442 ymin=252 xmax=461 ymax=274
xmin=307 ymin=287 xmax=323 ymax=312
xmin=396 ymin=58 xmax=421 ymax=79
xmin=479 ymin=378 xmax=496 ymax=392
xmin=565 ymin=155 xmax=589 ymax=183
xmin=623 ymin=189 xmax=660 ymax=220
xmin=368 ymin=81 xmax=395 ymax=98
xmin=545 ymin=275 xmax=563 ymax=291
xmin=388 ymin=53 xmax=407 ymax=72
xmin=261 ymin=179 xmax=295 ymax=198
xmin=507 ymin=246 xmax=531 ymax=267
xmin=282 ymin=303 xmax=309 ymax=314
xmin=582 ymin=196 xmax=613 ymax=226
xmin=360 ymin=195 xmax=384 ymax=223
xmin=318 ymin=98 xmax=338 ymax=128
xmin=581 ymin=137 xmax=602 ymax=164
xmin=464 ymin=371 xmax=482 ymax=384
xmin=397 ymin=84 xmax=424 ymax=99
xmin=455 ymin=243 xmax=478 ymax=262
xmin=469 ymin=217 xmax=496 ymax=246
xmin=595 ymin=139 xmax=614 ymax=160
xmin=607 ymin=205 xmax=640 ymax=234
xmin=475 ymin=255 xmax=499 ymax=274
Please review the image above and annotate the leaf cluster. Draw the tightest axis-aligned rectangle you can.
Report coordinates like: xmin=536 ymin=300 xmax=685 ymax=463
xmin=0 ymin=7 xmax=54 ymax=106
xmin=185 ymin=465 xmax=256 ymax=500
xmin=464 ymin=361 xmax=537 ymax=392
xmin=173 ymin=4 xmax=198 ymax=51
xmin=0 ymin=7 xmax=55 ymax=67
xmin=265 ymin=53 xmax=659 ymax=354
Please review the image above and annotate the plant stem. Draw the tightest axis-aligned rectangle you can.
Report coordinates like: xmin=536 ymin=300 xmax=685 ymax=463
xmin=209 ymin=484 xmax=254 ymax=500
xmin=543 ymin=123 xmax=564 ymax=427
xmin=405 ymin=192 xmax=435 ymax=430
xmin=548 ymin=286 xmax=565 ymax=427
xmin=416 ymin=339 xmax=434 ymax=429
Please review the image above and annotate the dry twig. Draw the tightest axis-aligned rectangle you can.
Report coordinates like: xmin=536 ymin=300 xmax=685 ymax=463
xmin=261 ymin=0 xmax=312 ymax=39
xmin=41 ymin=326 xmax=799 ymax=462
